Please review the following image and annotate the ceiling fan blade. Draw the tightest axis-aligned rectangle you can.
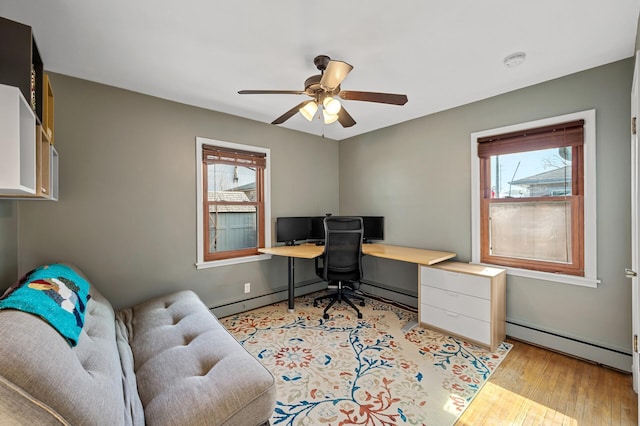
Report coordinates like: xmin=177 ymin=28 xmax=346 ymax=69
xmin=271 ymin=101 xmax=309 ymax=125
xmin=337 ymin=107 xmax=356 ymax=128
xmin=339 ymin=90 xmax=408 ymax=105
xmin=238 ymin=90 xmax=306 ymax=95
xmin=320 ymin=60 xmax=353 ymax=91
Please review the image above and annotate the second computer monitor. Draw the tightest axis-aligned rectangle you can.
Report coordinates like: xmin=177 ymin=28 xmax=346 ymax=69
xmin=276 ymin=217 xmax=311 ymax=245
xmin=362 ymin=216 xmax=384 ymax=243
xmin=313 ymin=215 xmax=384 ymax=242
xmin=309 ymin=216 xmax=326 ymax=241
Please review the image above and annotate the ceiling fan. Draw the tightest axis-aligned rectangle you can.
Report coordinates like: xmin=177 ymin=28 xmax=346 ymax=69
xmin=238 ymin=55 xmax=408 ymax=128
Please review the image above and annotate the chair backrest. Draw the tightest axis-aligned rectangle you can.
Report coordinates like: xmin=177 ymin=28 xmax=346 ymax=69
xmin=318 ymin=216 xmax=363 ymax=282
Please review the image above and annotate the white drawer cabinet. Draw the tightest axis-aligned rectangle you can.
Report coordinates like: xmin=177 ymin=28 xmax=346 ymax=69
xmin=419 ymin=262 xmax=506 ymax=352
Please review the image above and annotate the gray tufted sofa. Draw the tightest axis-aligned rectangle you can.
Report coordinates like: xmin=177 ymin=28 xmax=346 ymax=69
xmin=0 ymin=266 xmax=276 ymax=425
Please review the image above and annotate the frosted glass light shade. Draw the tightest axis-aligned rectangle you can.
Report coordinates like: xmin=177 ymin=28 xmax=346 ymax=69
xmin=299 ymin=101 xmax=318 ymax=121
xmin=323 ymin=110 xmax=339 ymax=124
xmin=323 ymin=97 xmax=341 ymax=115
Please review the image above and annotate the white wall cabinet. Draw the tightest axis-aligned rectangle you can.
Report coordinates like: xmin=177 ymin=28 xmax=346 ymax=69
xmin=0 ymin=84 xmax=36 ymax=195
xmin=419 ymin=261 xmax=506 ymax=351
xmin=0 ymin=84 xmax=58 ymax=200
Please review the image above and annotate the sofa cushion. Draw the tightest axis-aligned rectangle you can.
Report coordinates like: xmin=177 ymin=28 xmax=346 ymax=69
xmin=117 ymin=290 xmax=276 ymax=426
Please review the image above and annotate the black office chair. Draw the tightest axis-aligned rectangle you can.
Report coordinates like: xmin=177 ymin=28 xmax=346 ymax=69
xmin=313 ymin=216 xmax=366 ymax=319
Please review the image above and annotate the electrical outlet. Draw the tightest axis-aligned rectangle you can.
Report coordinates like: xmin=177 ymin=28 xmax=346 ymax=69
xmin=244 ymin=283 xmax=251 ymax=293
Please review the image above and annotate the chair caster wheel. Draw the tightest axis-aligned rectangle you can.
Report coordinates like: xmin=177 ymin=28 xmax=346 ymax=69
xmin=323 ymin=313 xmax=330 ymax=320
xmin=359 ymin=301 xmax=365 ymax=306
xmin=357 ymin=313 xmax=363 ymax=319
xmin=313 ymin=302 xmax=318 ymax=307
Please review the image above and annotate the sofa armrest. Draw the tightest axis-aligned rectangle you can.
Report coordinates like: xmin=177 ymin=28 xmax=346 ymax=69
xmin=0 ymin=287 xmax=127 ymax=425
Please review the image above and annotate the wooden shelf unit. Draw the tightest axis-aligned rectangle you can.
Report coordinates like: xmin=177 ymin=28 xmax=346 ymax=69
xmin=43 ymin=73 xmax=54 ymax=144
xmin=23 ymin=125 xmax=54 ymax=198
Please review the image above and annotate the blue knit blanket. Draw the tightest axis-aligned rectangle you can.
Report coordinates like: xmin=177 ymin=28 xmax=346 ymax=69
xmin=0 ymin=264 xmax=91 ymax=346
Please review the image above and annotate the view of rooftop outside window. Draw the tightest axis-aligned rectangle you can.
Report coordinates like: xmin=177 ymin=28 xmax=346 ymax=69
xmin=207 ymin=163 xmax=258 ymax=253
xmin=490 ymin=147 xmax=571 ymax=198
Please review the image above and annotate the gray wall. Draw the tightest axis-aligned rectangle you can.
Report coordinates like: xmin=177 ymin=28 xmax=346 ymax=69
xmin=340 ymin=58 xmax=634 ymax=356
xmin=14 ymin=74 xmax=339 ymax=310
xmin=636 ymin=12 xmax=640 ymax=52
xmin=0 ymin=201 xmax=17 ymax=286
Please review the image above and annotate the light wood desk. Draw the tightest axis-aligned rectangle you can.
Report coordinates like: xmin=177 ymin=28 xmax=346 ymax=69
xmin=259 ymin=243 xmax=456 ymax=311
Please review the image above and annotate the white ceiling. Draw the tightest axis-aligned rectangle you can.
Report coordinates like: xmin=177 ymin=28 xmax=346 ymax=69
xmin=1 ymin=1 xmax=639 ymax=141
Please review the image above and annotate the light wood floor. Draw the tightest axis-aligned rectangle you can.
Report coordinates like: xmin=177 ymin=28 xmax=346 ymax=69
xmin=456 ymin=338 xmax=638 ymax=425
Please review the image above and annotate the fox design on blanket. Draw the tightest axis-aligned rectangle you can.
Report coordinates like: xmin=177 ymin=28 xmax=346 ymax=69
xmin=28 ymin=277 xmax=86 ymax=328
xmin=0 ymin=264 xmax=91 ymax=346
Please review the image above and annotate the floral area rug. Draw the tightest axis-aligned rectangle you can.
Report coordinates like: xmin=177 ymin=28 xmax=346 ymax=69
xmin=220 ymin=293 xmax=512 ymax=426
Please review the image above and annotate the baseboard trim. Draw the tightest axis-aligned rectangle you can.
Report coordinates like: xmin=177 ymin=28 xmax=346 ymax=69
xmin=210 ymin=279 xmax=326 ymax=318
xmin=507 ymin=321 xmax=632 ymax=372
xmin=359 ymin=280 xmax=418 ymax=309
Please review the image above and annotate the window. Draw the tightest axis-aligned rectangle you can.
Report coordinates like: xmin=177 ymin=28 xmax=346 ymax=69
xmin=196 ymin=138 xmax=271 ymax=268
xmin=471 ymin=110 xmax=597 ymax=287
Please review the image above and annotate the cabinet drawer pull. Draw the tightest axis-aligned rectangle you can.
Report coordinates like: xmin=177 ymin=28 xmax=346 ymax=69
xmin=445 ymin=311 xmax=459 ymax=318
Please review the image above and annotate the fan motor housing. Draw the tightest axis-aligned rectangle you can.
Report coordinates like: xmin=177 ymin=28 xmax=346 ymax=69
xmin=313 ymin=55 xmax=331 ymax=71
xmin=304 ymin=75 xmax=321 ymax=91
xmin=304 ymin=74 xmax=339 ymax=99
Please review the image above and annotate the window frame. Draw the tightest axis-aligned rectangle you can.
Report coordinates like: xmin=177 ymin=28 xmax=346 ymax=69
xmin=479 ymin=120 xmax=584 ymax=276
xmin=195 ymin=137 xmax=271 ymax=269
xmin=471 ymin=110 xmax=598 ymax=288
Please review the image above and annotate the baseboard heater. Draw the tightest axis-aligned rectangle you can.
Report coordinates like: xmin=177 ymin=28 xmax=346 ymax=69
xmin=507 ymin=320 xmax=632 ymax=373
xmin=210 ymin=279 xmax=326 ymax=318
xmin=359 ymin=279 xmax=418 ymax=309
xmin=210 ymin=278 xmax=414 ymax=318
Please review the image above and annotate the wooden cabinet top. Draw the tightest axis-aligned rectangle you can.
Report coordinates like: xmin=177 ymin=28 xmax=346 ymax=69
xmin=426 ymin=261 xmax=505 ymax=278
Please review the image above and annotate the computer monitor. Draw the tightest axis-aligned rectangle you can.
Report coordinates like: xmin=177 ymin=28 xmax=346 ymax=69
xmin=276 ymin=217 xmax=311 ymax=245
xmin=362 ymin=216 xmax=384 ymax=243
xmin=309 ymin=216 xmax=326 ymax=241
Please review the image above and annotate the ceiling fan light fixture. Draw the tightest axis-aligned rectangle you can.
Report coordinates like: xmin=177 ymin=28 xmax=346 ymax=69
xmin=323 ymin=96 xmax=341 ymax=115
xmin=299 ymin=101 xmax=318 ymax=121
xmin=239 ymin=55 xmax=407 ymax=128
xmin=320 ymin=60 xmax=354 ymax=91
xmin=323 ymin=110 xmax=339 ymax=124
